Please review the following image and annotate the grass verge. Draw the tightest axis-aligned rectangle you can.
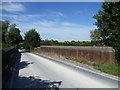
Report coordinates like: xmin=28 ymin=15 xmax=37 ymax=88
xmin=65 ymin=57 xmax=119 ymax=76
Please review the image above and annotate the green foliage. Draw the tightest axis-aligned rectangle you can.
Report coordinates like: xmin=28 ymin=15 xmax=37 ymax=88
xmin=114 ymin=47 xmax=120 ymax=63
xmin=5 ymin=24 xmax=22 ymax=44
xmin=0 ymin=20 xmax=10 ymax=43
xmin=91 ymin=2 xmax=120 ymax=63
xmin=92 ymin=2 xmax=120 ymax=47
xmin=1 ymin=20 xmax=23 ymax=49
xmin=1 ymin=20 xmax=41 ymax=50
xmin=23 ymin=42 xmax=31 ymax=52
xmin=41 ymin=39 xmax=92 ymax=46
xmin=94 ymin=63 xmax=118 ymax=76
xmin=41 ymin=39 xmax=59 ymax=46
xmin=90 ymin=29 xmax=106 ymax=46
xmin=5 ymin=24 xmax=23 ymax=50
xmin=61 ymin=41 xmax=92 ymax=46
xmin=65 ymin=56 xmax=118 ymax=76
xmin=24 ymin=29 xmax=41 ymax=49
xmin=2 ymin=42 xmax=12 ymax=49
xmin=90 ymin=29 xmax=102 ymax=41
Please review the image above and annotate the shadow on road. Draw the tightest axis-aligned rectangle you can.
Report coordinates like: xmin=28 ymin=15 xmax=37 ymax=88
xmin=19 ymin=61 xmax=34 ymax=69
xmin=15 ymin=76 xmax=62 ymax=89
xmin=10 ymin=52 xmax=62 ymax=89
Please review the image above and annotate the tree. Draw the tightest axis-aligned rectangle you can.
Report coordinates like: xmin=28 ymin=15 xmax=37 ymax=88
xmin=50 ymin=40 xmax=59 ymax=46
xmin=90 ymin=29 xmax=101 ymax=41
xmin=41 ymin=39 xmax=51 ymax=45
xmin=5 ymin=24 xmax=23 ymax=50
xmin=93 ymin=2 xmax=120 ymax=46
xmin=92 ymin=2 xmax=120 ymax=62
xmin=90 ymin=29 xmax=105 ymax=46
xmin=0 ymin=20 xmax=10 ymax=43
xmin=24 ymin=29 xmax=41 ymax=49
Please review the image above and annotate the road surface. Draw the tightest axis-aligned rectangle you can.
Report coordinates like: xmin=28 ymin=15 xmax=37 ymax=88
xmin=10 ymin=52 xmax=119 ymax=88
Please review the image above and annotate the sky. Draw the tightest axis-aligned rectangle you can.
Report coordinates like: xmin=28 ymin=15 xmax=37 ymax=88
xmin=1 ymin=2 xmax=103 ymax=41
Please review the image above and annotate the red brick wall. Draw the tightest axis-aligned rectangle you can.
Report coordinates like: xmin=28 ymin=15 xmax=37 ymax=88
xmin=34 ymin=46 xmax=115 ymax=63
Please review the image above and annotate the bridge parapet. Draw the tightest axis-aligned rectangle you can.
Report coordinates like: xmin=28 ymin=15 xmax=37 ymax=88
xmin=34 ymin=46 xmax=115 ymax=63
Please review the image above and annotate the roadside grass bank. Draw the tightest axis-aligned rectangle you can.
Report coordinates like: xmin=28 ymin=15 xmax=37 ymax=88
xmin=31 ymin=50 xmax=119 ymax=77
xmin=65 ymin=57 xmax=119 ymax=76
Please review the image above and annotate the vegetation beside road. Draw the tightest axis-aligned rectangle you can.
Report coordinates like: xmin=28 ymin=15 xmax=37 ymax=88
xmin=65 ymin=57 xmax=119 ymax=76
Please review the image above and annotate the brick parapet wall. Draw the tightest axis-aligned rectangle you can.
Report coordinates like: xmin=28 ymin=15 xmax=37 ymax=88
xmin=34 ymin=46 xmax=115 ymax=63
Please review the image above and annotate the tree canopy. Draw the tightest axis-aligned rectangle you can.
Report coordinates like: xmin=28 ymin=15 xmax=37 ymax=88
xmin=0 ymin=20 xmax=10 ymax=43
xmin=5 ymin=24 xmax=23 ymax=49
xmin=1 ymin=20 xmax=23 ymax=49
xmin=91 ymin=2 xmax=120 ymax=62
xmin=24 ymin=29 xmax=41 ymax=49
xmin=41 ymin=39 xmax=92 ymax=46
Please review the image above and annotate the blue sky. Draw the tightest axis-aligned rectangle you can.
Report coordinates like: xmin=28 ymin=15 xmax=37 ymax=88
xmin=1 ymin=2 xmax=103 ymax=41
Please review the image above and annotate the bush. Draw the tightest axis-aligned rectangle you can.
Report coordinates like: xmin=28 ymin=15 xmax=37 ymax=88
xmin=115 ymin=47 xmax=120 ymax=63
xmin=23 ymin=42 xmax=32 ymax=52
xmin=2 ymin=42 xmax=12 ymax=49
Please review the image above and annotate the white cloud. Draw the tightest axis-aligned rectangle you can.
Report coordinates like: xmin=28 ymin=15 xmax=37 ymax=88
xmin=36 ymin=21 xmax=56 ymax=27
xmin=45 ymin=9 xmax=65 ymax=17
xmin=2 ymin=10 xmax=65 ymax=22
xmin=2 ymin=14 xmax=96 ymax=41
xmin=2 ymin=2 xmax=25 ymax=12
xmin=36 ymin=26 xmax=94 ymax=41
xmin=61 ymin=22 xmax=77 ymax=27
xmin=10 ymin=19 xmax=95 ymax=41
xmin=3 ymin=14 xmax=73 ymax=27
xmin=3 ymin=14 xmax=45 ymax=22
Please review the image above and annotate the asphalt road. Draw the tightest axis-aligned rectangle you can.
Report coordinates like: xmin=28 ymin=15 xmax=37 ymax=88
xmin=10 ymin=52 xmax=119 ymax=88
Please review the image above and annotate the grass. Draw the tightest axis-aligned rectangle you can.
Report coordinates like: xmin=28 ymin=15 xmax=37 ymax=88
xmin=94 ymin=63 xmax=118 ymax=75
xmin=65 ymin=57 xmax=119 ymax=76
xmin=31 ymin=50 xmax=119 ymax=76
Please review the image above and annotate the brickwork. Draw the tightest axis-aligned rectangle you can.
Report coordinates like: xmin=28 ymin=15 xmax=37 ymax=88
xmin=34 ymin=46 xmax=115 ymax=63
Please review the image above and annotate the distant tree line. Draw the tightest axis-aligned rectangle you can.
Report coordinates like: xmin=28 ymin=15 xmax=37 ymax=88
xmin=41 ymin=39 xmax=92 ymax=46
